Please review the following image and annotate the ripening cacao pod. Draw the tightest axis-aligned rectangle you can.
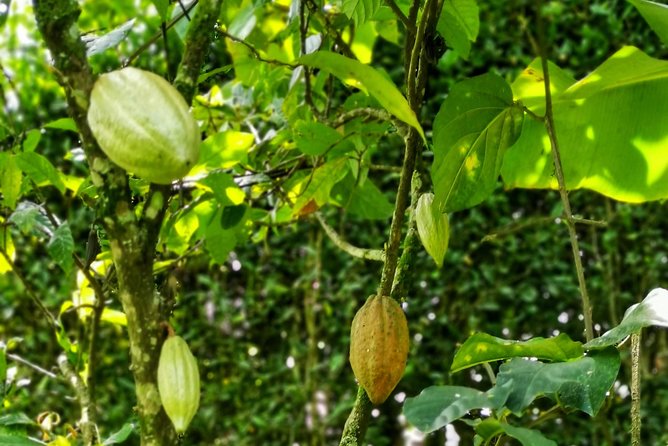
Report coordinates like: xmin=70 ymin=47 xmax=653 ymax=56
xmin=415 ymin=193 xmax=449 ymax=268
xmin=157 ymin=335 xmax=200 ymax=434
xmin=87 ymin=67 xmax=200 ymax=184
xmin=349 ymin=295 xmax=409 ymax=405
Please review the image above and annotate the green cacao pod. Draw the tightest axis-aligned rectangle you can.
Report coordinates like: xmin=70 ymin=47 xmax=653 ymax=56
xmin=87 ymin=67 xmax=200 ymax=184
xmin=349 ymin=295 xmax=409 ymax=404
xmin=415 ymin=193 xmax=449 ymax=268
xmin=157 ymin=335 xmax=200 ymax=434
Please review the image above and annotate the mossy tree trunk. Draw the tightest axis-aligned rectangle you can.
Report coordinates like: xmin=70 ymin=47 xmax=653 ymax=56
xmin=32 ymin=1 xmax=221 ymax=444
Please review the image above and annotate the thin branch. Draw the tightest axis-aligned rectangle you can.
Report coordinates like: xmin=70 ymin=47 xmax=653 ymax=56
xmin=123 ymin=0 xmax=199 ymax=67
xmin=0 ymin=247 xmax=59 ymax=331
xmin=532 ymin=4 xmax=594 ymax=342
xmin=630 ymin=332 xmax=642 ymax=446
xmin=7 ymin=353 xmax=58 ymax=379
xmin=330 ymin=108 xmax=392 ymax=128
xmin=384 ymin=0 xmax=413 ymax=32
xmin=218 ymin=29 xmax=296 ymax=68
xmin=315 ymin=213 xmax=385 ymax=262
xmin=57 ymin=354 xmax=98 ymax=446
xmin=339 ymin=386 xmax=373 ymax=446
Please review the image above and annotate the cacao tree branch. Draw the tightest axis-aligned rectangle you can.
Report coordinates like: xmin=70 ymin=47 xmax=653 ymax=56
xmin=631 ymin=332 xmax=642 ymax=446
xmin=57 ymin=354 xmax=98 ymax=445
xmin=315 ymin=213 xmax=385 ymax=262
xmin=339 ymin=2 xmax=439 ymax=444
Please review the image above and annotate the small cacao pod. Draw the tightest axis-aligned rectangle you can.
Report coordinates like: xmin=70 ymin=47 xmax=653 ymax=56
xmin=157 ymin=335 xmax=200 ymax=434
xmin=415 ymin=193 xmax=449 ymax=268
xmin=87 ymin=67 xmax=200 ymax=184
xmin=349 ymin=295 xmax=409 ymax=405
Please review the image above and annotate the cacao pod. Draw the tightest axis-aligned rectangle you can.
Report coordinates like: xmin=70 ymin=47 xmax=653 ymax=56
xmin=87 ymin=67 xmax=200 ymax=184
xmin=157 ymin=335 xmax=200 ymax=434
xmin=415 ymin=193 xmax=449 ymax=268
xmin=349 ymin=295 xmax=409 ymax=404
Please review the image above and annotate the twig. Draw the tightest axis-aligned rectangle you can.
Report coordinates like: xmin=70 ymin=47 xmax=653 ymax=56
xmin=339 ymin=386 xmax=373 ymax=446
xmin=532 ymin=4 xmax=594 ymax=342
xmin=384 ymin=0 xmax=413 ymax=32
xmin=0 ymin=247 xmax=59 ymax=331
xmin=218 ymin=29 xmax=296 ymax=68
xmin=7 ymin=353 xmax=58 ymax=379
xmin=123 ymin=0 xmax=199 ymax=67
xmin=57 ymin=354 xmax=98 ymax=445
xmin=315 ymin=213 xmax=385 ymax=262
xmin=630 ymin=332 xmax=641 ymax=446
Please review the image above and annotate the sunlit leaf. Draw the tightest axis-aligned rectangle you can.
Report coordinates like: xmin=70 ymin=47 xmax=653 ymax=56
xmin=451 ymin=332 xmax=583 ymax=373
xmin=628 ymin=0 xmax=668 ymax=45
xmin=291 ymin=158 xmax=349 ymax=216
xmin=299 ymin=51 xmax=425 ymax=141
xmin=0 ymin=153 xmax=23 ymax=209
xmin=585 ymin=287 xmax=668 ymax=349
xmin=197 ymin=172 xmax=245 ymax=206
xmin=503 ymin=46 xmax=668 ymax=203
xmin=43 ymin=117 xmax=78 ymax=132
xmin=342 ymin=0 xmax=381 ymax=25
xmin=432 ymin=73 xmax=524 ymax=212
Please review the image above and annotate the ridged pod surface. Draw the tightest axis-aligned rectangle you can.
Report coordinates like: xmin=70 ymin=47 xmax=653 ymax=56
xmin=87 ymin=67 xmax=200 ymax=184
xmin=349 ymin=295 xmax=409 ymax=404
xmin=157 ymin=335 xmax=200 ymax=434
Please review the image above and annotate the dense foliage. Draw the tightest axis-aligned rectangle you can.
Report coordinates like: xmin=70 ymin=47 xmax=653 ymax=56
xmin=1 ymin=0 xmax=668 ymax=445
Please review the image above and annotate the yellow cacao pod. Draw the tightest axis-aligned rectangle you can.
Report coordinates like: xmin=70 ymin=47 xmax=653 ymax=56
xmin=87 ymin=67 xmax=200 ymax=184
xmin=349 ymin=295 xmax=409 ymax=405
xmin=157 ymin=335 xmax=200 ymax=434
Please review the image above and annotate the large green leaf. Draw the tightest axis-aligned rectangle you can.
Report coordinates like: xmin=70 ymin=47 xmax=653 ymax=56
xmin=503 ymin=46 xmax=668 ymax=203
xmin=330 ymin=173 xmax=394 ymax=220
xmin=298 ymin=51 xmax=425 ymax=140
xmin=585 ymin=287 xmax=668 ymax=349
xmin=437 ymin=0 xmax=480 ymax=60
xmin=15 ymin=151 xmax=65 ymax=193
xmin=432 ymin=73 xmax=524 ymax=213
xmin=629 ymin=0 xmax=668 ymax=45
xmin=451 ymin=332 xmax=583 ymax=373
xmin=293 ymin=121 xmax=346 ymax=156
xmin=403 ymin=386 xmax=492 ymax=433
xmin=493 ymin=347 xmax=620 ymax=416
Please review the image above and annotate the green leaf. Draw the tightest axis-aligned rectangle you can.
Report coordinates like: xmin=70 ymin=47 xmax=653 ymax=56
xmin=291 ymin=158 xmax=349 ymax=216
xmin=47 ymin=223 xmax=74 ymax=273
xmin=330 ymin=173 xmax=394 ymax=220
xmin=511 ymin=58 xmax=576 ymax=113
xmin=628 ymin=0 xmax=668 ymax=45
xmin=85 ymin=19 xmax=135 ymax=56
xmin=437 ymin=0 xmax=480 ymax=60
xmin=43 ymin=117 xmax=78 ymax=132
xmin=197 ymin=172 xmax=245 ymax=206
xmin=205 ymin=211 xmax=238 ymax=264
xmin=298 ymin=51 xmax=425 ymax=141
xmin=451 ymin=332 xmax=584 ymax=373
xmin=293 ymin=121 xmax=344 ymax=156
xmin=198 ymin=130 xmax=254 ymax=170
xmin=415 ymin=193 xmax=449 ymax=267
xmin=103 ymin=422 xmax=136 ymax=445
xmin=15 ymin=152 xmax=65 ymax=194
xmin=476 ymin=419 xmax=557 ymax=446
xmin=151 ymin=0 xmax=170 ymax=20
xmin=342 ymin=0 xmax=382 ymax=26
xmin=0 ymin=154 xmax=23 ymax=209
xmin=503 ymin=46 xmax=668 ymax=203
xmin=0 ymin=344 xmax=5 ymax=394
xmin=0 ymin=413 xmax=36 ymax=427
xmin=8 ymin=201 xmax=55 ymax=238
xmin=585 ymin=288 xmax=668 ymax=349
xmin=220 ymin=204 xmax=247 ymax=229
xmin=432 ymin=73 xmax=524 ymax=213
xmin=21 ymin=129 xmax=41 ymax=152
xmin=0 ymin=435 xmax=42 ymax=446
xmin=403 ymin=386 xmax=492 ymax=433
xmin=493 ymin=347 xmax=620 ymax=416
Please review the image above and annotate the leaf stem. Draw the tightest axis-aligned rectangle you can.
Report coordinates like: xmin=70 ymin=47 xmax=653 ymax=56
xmin=631 ymin=332 xmax=641 ymax=446
xmin=315 ymin=213 xmax=385 ymax=262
